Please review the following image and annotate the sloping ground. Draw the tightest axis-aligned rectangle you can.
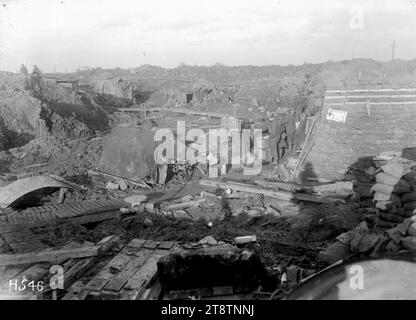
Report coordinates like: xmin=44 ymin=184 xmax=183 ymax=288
xmin=0 ymin=72 xmax=111 ymax=177
xmin=0 ymin=73 xmax=43 ymax=150
xmin=0 ymin=72 xmax=110 ymax=152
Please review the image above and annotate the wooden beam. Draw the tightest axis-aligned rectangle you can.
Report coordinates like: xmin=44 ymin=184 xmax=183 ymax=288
xmin=0 ymin=239 xmax=116 ymax=266
xmin=326 ymin=88 xmax=416 ymax=93
xmin=163 ymin=199 xmax=206 ymax=211
xmin=253 ymin=180 xmax=305 ymax=192
xmin=44 ymin=236 xmax=120 ymax=294
xmin=199 ymin=179 xmax=343 ymax=204
xmin=324 ymin=101 xmax=416 ymax=106
xmin=325 ymin=94 xmax=416 ymax=99
xmin=118 ymin=107 xmax=237 ymax=120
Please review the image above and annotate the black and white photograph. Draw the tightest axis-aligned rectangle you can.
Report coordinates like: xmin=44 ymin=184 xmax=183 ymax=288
xmin=0 ymin=0 xmax=416 ymax=305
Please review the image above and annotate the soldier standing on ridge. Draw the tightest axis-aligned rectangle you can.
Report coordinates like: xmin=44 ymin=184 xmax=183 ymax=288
xmin=19 ymin=64 xmax=28 ymax=76
xmin=268 ymin=111 xmax=284 ymax=163
xmin=284 ymin=109 xmax=297 ymax=153
xmin=31 ymin=65 xmax=44 ymax=93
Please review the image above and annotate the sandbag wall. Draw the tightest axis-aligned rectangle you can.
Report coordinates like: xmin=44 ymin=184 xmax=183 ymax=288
xmin=372 ymin=159 xmax=416 ymax=226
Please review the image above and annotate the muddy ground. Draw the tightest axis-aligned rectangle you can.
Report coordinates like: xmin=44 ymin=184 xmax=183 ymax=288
xmin=0 ymin=69 xmax=371 ymax=298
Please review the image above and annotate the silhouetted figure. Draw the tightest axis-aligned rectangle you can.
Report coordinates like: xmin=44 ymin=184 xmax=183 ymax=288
xmin=30 ymin=65 xmax=44 ymax=94
xmin=284 ymin=110 xmax=297 ymax=153
xmin=268 ymin=115 xmax=284 ymax=163
xmin=19 ymin=64 xmax=28 ymax=76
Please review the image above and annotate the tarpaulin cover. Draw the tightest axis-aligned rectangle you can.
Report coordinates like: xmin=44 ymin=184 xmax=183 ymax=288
xmin=97 ymin=126 xmax=157 ymax=180
xmin=92 ymin=78 xmax=132 ymax=99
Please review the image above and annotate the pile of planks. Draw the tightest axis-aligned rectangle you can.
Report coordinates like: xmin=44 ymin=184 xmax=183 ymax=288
xmin=0 ymin=236 xmax=119 ymax=300
xmin=63 ymin=239 xmax=176 ymax=300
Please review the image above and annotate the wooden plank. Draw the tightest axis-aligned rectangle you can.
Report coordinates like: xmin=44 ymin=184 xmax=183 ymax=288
xmin=254 ymin=180 xmax=305 ymax=192
xmin=325 ymin=94 xmax=416 ymax=99
xmin=118 ymin=249 xmax=154 ymax=300
xmin=85 ymin=278 xmax=109 ymax=291
xmin=0 ymin=264 xmax=32 ymax=286
xmin=45 ymin=236 xmax=120 ymax=292
xmin=164 ymin=199 xmax=206 ymax=211
xmin=134 ymin=251 xmax=167 ymax=300
xmin=326 ymin=88 xmax=416 ymax=93
xmin=74 ymin=246 xmax=134 ymax=299
xmin=119 ymin=248 xmax=172 ymax=300
xmin=141 ymin=281 xmax=162 ymax=300
xmin=118 ymin=107 xmax=229 ymax=119
xmin=158 ymin=241 xmax=175 ymax=250
xmin=61 ymin=281 xmax=89 ymax=300
xmin=0 ymin=243 xmax=80 ymax=296
xmin=324 ymin=101 xmax=416 ymax=105
xmin=142 ymin=240 xmax=161 ymax=250
xmin=199 ymin=179 xmax=343 ymax=204
xmin=0 ymin=238 xmax=116 ymax=266
xmin=101 ymin=248 xmax=154 ymax=299
xmin=126 ymin=239 xmax=146 ymax=250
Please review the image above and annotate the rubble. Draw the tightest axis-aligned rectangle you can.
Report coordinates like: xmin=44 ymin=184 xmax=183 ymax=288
xmin=3 ymin=62 xmax=416 ymax=300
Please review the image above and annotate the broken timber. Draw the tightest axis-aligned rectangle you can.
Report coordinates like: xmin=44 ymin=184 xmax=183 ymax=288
xmin=200 ymin=179 xmax=344 ymax=204
xmin=43 ymin=236 xmax=120 ymax=292
xmin=119 ymin=107 xmax=232 ymax=120
xmin=88 ymin=169 xmax=151 ymax=189
xmin=253 ymin=180 xmax=305 ymax=192
xmin=0 ymin=239 xmax=117 ymax=266
xmin=63 ymin=239 xmax=176 ymax=300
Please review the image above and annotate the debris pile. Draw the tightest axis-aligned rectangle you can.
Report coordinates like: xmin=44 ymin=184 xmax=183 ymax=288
xmin=371 ymin=152 xmax=416 ymax=227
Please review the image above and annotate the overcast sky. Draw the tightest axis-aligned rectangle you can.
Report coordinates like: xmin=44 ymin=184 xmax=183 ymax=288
xmin=1 ymin=0 xmax=416 ymax=72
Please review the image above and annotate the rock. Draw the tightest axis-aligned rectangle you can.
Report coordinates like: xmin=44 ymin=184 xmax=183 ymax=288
xmin=170 ymin=209 xmax=188 ymax=219
xmin=246 ymin=209 xmax=262 ymax=217
xmin=234 ymin=235 xmax=257 ymax=244
xmin=124 ymin=194 xmax=147 ymax=206
xmin=157 ymin=245 xmax=268 ymax=290
xmin=143 ymin=217 xmax=154 ymax=227
xmin=105 ymin=182 xmax=119 ymax=190
xmin=200 ymin=191 xmax=216 ymax=198
xmin=199 ymin=236 xmax=218 ymax=245
xmin=144 ymin=202 xmax=155 ymax=213
xmin=118 ymin=179 xmax=128 ymax=191
xmin=120 ymin=207 xmax=131 ymax=213
xmin=265 ymin=205 xmax=281 ymax=216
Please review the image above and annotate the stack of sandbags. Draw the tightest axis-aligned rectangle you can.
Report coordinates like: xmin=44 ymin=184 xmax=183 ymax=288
xmin=398 ymin=171 xmax=416 ymax=218
xmin=372 ymin=151 xmax=402 ymax=168
xmin=372 ymin=163 xmax=412 ymax=225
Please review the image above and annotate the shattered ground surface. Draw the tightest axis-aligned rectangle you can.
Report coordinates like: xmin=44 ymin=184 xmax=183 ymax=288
xmin=0 ymin=169 xmax=364 ymax=299
xmin=0 ymin=67 xmax=396 ymax=299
